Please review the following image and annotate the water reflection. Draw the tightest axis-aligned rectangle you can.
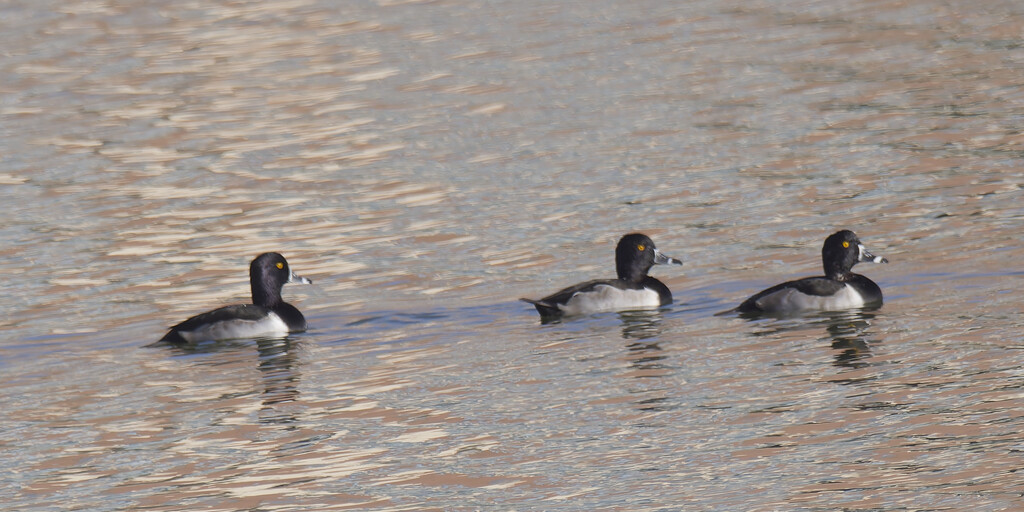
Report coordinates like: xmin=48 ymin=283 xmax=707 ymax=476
xmin=618 ymin=309 xmax=665 ymax=341
xmin=156 ymin=336 xmax=304 ymax=423
xmin=617 ymin=310 xmax=674 ymax=412
xmin=618 ymin=310 xmax=671 ymax=377
xmin=255 ymin=338 xmax=303 ymax=424
xmin=823 ymin=312 xmax=880 ymax=369
xmin=739 ymin=309 xmax=883 ymax=369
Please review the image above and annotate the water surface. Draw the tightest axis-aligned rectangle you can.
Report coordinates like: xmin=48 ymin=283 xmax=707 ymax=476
xmin=2 ymin=0 xmax=1023 ymax=510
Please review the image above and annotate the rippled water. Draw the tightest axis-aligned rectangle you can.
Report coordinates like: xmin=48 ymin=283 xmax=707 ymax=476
xmin=2 ymin=0 xmax=1023 ymax=510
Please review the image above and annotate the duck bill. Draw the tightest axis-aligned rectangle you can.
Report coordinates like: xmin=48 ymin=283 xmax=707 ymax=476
xmin=289 ymin=271 xmax=313 ymax=284
xmin=858 ymin=244 xmax=888 ymax=264
xmin=653 ymin=249 xmax=683 ymax=266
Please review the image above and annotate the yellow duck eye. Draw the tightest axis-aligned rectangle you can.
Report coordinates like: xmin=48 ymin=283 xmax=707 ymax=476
xmin=276 ymin=262 xmax=284 ymax=269
xmin=842 ymin=241 xmax=850 ymax=248
xmin=637 ymin=244 xmax=645 ymax=252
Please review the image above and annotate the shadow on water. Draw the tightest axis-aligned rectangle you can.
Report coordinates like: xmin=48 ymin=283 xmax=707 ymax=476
xmin=736 ymin=308 xmax=884 ymax=369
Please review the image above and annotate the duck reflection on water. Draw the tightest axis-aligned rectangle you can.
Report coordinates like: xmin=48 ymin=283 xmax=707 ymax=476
xmin=740 ymin=309 xmax=883 ymax=369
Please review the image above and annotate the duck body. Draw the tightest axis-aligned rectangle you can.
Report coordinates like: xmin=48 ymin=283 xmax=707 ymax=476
xmin=735 ymin=230 xmax=887 ymax=315
xmin=522 ymin=276 xmax=673 ymax=318
xmin=736 ymin=274 xmax=882 ymax=313
xmin=158 ymin=304 xmax=305 ymax=344
xmin=521 ymin=233 xmax=682 ymax=319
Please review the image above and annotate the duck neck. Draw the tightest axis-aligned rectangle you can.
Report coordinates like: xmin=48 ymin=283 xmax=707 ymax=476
xmin=251 ymin=276 xmax=283 ymax=308
xmin=617 ymin=268 xmax=647 ymax=283
xmin=616 ymin=251 xmax=649 ymax=283
xmin=825 ymin=264 xmax=852 ymax=282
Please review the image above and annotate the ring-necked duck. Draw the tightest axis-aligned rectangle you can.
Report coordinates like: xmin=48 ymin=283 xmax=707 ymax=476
xmin=158 ymin=252 xmax=312 ymax=343
xmin=732 ymin=230 xmax=888 ymax=315
xmin=521 ymin=233 xmax=682 ymax=319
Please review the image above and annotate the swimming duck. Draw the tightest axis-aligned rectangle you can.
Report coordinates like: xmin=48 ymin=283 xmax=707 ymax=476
xmin=159 ymin=252 xmax=311 ymax=343
xmin=734 ymin=230 xmax=888 ymax=315
xmin=521 ymin=233 xmax=682 ymax=319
